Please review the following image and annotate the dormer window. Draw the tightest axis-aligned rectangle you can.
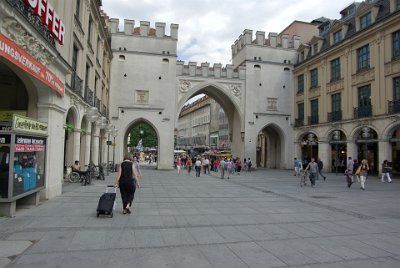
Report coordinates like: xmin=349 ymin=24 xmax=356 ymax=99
xmin=313 ymin=43 xmax=318 ymax=55
xmin=360 ymin=12 xmax=372 ymax=29
xmin=333 ymin=30 xmax=342 ymax=44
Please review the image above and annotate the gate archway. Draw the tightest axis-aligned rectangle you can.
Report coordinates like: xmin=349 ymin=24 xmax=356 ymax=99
xmin=176 ymin=82 xmax=244 ymax=158
xmin=256 ymin=124 xmax=285 ymax=168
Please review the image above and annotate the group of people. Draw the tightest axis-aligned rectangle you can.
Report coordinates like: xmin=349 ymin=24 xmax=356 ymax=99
xmin=294 ymin=157 xmax=326 ymax=187
xmin=175 ymin=155 xmax=252 ymax=178
xmin=295 ymin=156 xmax=393 ymax=190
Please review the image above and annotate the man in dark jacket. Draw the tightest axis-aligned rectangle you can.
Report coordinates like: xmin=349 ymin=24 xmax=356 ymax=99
xmin=317 ymin=158 xmax=326 ymax=181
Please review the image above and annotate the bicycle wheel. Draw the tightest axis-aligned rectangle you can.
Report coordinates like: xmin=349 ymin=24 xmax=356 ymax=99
xmin=70 ymin=172 xmax=80 ymax=183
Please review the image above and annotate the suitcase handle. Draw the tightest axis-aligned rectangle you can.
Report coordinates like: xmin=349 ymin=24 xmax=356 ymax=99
xmin=106 ymin=185 xmax=117 ymax=193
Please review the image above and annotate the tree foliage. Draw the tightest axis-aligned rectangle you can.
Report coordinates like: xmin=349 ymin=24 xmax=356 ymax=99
xmin=128 ymin=123 xmax=158 ymax=148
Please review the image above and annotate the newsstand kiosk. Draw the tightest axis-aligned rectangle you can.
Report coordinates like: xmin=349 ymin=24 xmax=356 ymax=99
xmin=0 ymin=114 xmax=47 ymax=217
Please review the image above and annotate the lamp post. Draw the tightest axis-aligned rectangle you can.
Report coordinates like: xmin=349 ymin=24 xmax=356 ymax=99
xmin=105 ymin=123 xmax=113 ymax=175
xmin=85 ymin=107 xmax=99 ymax=164
xmin=333 ymin=130 xmax=341 ymax=176
xmin=111 ymin=126 xmax=118 ymax=171
xmin=361 ymin=127 xmax=371 ymax=160
xmin=97 ymin=117 xmax=107 ymax=165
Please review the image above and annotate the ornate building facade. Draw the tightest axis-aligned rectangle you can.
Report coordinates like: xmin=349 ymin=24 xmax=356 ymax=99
xmin=293 ymin=0 xmax=400 ymax=174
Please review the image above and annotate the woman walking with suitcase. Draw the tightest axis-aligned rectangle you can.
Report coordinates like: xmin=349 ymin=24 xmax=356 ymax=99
xmin=115 ymin=155 xmax=140 ymax=214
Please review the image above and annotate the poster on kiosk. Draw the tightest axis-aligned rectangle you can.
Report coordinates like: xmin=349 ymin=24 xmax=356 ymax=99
xmin=0 ymin=114 xmax=47 ymax=200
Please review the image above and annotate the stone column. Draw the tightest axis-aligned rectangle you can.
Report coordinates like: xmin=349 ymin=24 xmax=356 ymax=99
xmin=378 ymin=140 xmax=391 ymax=174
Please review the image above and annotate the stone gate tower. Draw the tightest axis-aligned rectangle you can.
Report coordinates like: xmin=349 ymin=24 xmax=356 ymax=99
xmin=108 ymin=19 xmax=178 ymax=169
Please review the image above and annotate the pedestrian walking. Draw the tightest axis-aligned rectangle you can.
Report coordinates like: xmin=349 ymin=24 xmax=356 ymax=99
xmin=247 ymin=158 xmax=252 ymax=172
xmin=220 ymin=158 xmax=227 ymax=179
xmin=186 ymin=158 xmax=192 ymax=174
xmin=359 ymin=159 xmax=369 ymax=190
xmin=346 ymin=157 xmax=354 ymax=188
xmin=381 ymin=160 xmax=392 ymax=183
xmin=195 ymin=157 xmax=202 ymax=177
xmin=305 ymin=157 xmax=319 ymax=187
xmin=176 ymin=157 xmax=182 ymax=175
xmin=226 ymin=158 xmax=233 ymax=179
xmin=294 ymin=157 xmax=302 ymax=176
xmin=236 ymin=157 xmax=242 ymax=175
xmin=204 ymin=157 xmax=210 ymax=174
xmin=317 ymin=158 xmax=326 ymax=180
xmin=114 ymin=155 xmax=140 ymax=214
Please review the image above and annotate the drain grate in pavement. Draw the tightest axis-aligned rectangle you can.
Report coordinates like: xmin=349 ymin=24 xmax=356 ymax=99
xmin=310 ymin=195 xmax=334 ymax=199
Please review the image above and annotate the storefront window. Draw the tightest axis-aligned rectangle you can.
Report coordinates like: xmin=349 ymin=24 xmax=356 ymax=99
xmin=13 ymin=135 xmax=46 ymax=197
xmin=0 ymin=134 xmax=11 ymax=199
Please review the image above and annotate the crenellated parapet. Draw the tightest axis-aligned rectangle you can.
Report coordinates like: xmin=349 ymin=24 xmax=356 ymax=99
xmin=176 ymin=61 xmax=245 ymax=79
xmin=109 ymin=18 xmax=178 ymax=40
xmin=231 ymin=29 xmax=301 ymax=57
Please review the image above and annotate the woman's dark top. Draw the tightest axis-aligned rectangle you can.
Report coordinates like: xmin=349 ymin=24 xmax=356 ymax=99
xmin=120 ymin=160 xmax=134 ymax=182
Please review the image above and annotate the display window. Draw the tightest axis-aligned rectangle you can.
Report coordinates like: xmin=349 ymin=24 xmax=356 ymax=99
xmin=12 ymin=135 xmax=46 ymax=197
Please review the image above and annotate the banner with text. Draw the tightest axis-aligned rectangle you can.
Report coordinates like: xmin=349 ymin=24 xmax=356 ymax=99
xmin=0 ymin=33 xmax=64 ymax=97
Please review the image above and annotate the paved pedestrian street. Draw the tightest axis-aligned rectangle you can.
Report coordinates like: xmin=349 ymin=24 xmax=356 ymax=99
xmin=1 ymin=168 xmax=400 ymax=268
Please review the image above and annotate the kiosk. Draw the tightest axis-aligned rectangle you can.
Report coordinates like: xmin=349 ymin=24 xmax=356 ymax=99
xmin=0 ymin=114 xmax=47 ymax=216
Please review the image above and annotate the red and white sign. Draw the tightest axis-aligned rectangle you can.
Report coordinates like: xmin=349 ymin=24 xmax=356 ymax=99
xmin=15 ymin=144 xmax=45 ymax=152
xmin=0 ymin=33 xmax=64 ymax=97
xmin=24 ymin=0 xmax=65 ymax=45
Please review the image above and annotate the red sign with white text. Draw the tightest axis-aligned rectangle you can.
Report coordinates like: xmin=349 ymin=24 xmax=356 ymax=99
xmin=0 ymin=33 xmax=64 ymax=97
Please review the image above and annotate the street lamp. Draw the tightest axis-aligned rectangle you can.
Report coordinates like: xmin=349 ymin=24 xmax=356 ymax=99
xmin=97 ymin=117 xmax=108 ymax=164
xmin=361 ymin=127 xmax=371 ymax=160
xmin=333 ymin=130 xmax=341 ymax=176
xmin=85 ymin=107 xmax=99 ymax=163
xmin=111 ymin=126 xmax=118 ymax=171
xmin=104 ymin=123 xmax=113 ymax=175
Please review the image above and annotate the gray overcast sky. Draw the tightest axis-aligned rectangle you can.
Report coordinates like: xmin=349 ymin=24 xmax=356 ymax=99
xmin=102 ymin=0 xmax=353 ymax=64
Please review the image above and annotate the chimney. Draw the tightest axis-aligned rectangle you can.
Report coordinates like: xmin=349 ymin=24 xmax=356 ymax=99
xmin=124 ymin=19 xmax=134 ymax=35
xmin=155 ymin=22 xmax=166 ymax=37
xmin=201 ymin=62 xmax=209 ymax=77
xmin=213 ymin=63 xmax=222 ymax=78
xmin=282 ymin=34 xmax=289 ymax=49
xmin=140 ymin=21 xmax=150 ymax=36
xmin=256 ymin=31 xmax=265 ymax=45
xmin=268 ymin=32 xmax=277 ymax=47
xmin=110 ymin=18 xmax=119 ymax=34
xmin=170 ymin=24 xmax=179 ymax=39
xmin=243 ymin=29 xmax=253 ymax=45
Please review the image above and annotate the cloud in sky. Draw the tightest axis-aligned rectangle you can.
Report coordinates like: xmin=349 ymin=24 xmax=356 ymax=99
xmin=102 ymin=0 xmax=353 ymax=64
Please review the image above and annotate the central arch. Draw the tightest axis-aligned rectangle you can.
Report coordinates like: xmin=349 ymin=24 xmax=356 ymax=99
xmin=176 ymin=82 xmax=244 ymax=158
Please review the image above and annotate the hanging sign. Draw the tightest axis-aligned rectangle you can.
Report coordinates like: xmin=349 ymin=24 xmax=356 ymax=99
xmin=0 ymin=33 xmax=64 ymax=96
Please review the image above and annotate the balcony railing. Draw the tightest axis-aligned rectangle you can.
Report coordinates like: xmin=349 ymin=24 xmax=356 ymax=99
xmin=6 ymin=0 xmax=56 ymax=47
xmin=388 ymin=100 xmax=400 ymax=114
xmin=94 ymin=97 xmax=101 ymax=110
xmin=294 ymin=119 xmax=304 ymax=127
xmin=308 ymin=115 xmax=319 ymax=125
xmin=327 ymin=110 xmax=342 ymax=122
xmin=85 ymin=87 xmax=94 ymax=106
xmin=354 ymin=105 xmax=372 ymax=119
xmin=71 ymin=71 xmax=83 ymax=96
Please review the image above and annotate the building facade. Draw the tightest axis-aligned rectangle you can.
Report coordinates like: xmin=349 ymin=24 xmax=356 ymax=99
xmin=293 ymin=0 xmax=400 ymax=174
xmin=0 ymin=0 xmax=112 ymax=216
xmin=177 ymin=95 xmax=227 ymax=152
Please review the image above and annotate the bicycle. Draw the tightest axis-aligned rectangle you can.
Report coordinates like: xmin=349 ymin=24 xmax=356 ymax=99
xmin=299 ymin=169 xmax=308 ymax=187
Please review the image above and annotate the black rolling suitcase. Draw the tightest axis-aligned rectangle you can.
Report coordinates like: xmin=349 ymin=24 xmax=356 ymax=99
xmin=96 ymin=185 xmax=117 ymax=217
